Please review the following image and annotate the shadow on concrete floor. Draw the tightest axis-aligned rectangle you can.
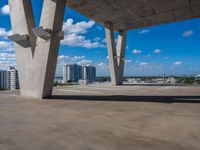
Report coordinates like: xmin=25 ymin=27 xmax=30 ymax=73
xmin=122 ymin=84 xmax=200 ymax=87
xmin=50 ymin=95 xmax=200 ymax=104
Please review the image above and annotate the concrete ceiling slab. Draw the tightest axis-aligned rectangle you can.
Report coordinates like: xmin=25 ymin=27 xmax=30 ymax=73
xmin=67 ymin=0 xmax=200 ymax=31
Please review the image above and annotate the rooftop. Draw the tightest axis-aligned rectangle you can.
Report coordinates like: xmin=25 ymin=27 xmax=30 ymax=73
xmin=0 ymin=84 xmax=200 ymax=149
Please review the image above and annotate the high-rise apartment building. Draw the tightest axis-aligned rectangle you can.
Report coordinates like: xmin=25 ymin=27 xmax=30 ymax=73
xmin=82 ymin=66 xmax=96 ymax=82
xmin=0 ymin=67 xmax=19 ymax=90
xmin=63 ymin=64 xmax=83 ymax=82
xmin=7 ymin=67 xmax=19 ymax=90
xmin=63 ymin=64 xmax=96 ymax=83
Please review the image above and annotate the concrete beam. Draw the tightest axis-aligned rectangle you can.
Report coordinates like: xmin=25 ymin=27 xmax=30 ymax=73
xmin=105 ymin=23 xmax=127 ymax=85
xmin=8 ymin=0 xmax=66 ymax=98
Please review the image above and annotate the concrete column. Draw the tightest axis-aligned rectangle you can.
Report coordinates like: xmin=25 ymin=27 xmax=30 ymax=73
xmin=8 ymin=0 xmax=36 ymax=97
xmin=105 ymin=23 xmax=118 ymax=85
xmin=105 ymin=23 xmax=127 ymax=85
xmin=8 ymin=0 xmax=66 ymax=98
xmin=116 ymin=30 xmax=127 ymax=85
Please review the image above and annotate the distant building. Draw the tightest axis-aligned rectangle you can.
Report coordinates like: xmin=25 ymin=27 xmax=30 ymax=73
xmin=63 ymin=64 xmax=83 ymax=82
xmin=126 ymin=77 xmax=176 ymax=84
xmin=0 ymin=67 xmax=19 ymax=90
xmin=63 ymin=64 xmax=96 ymax=83
xmin=166 ymin=77 xmax=176 ymax=84
xmin=194 ymin=75 xmax=200 ymax=84
xmin=82 ymin=66 xmax=96 ymax=83
xmin=0 ymin=70 xmax=8 ymax=89
xmin=7 ymin=67 xmax=19 ymax=90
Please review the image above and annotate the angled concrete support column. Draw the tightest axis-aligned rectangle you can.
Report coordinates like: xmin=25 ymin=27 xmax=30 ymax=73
xmin=8 ymin=0 xmax=66 ymax=98
xmin=105 ymin=23 xmax=127 ymax=85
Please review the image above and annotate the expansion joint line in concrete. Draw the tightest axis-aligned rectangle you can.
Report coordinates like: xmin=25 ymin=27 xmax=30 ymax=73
xmin=8 ymin=0 xmax=67 ymax=98
xmin=105 ymin=23 xmax=127 ymax=85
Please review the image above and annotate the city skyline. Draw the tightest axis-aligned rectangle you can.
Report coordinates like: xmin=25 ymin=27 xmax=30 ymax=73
xmin=0 ymin=0 xmax=200 ymax=76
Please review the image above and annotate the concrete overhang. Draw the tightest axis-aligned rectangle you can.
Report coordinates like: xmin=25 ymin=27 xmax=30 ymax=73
xmin=66 ymin=0 xmax=200 ymax=31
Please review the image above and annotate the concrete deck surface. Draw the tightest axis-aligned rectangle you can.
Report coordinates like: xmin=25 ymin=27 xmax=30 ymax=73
xmin=0 ymin=84 xmax=200 ymax=150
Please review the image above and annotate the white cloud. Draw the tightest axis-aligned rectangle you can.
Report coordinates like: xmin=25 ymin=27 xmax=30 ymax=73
xmin=63 ymin=18 xmax=95 ymax=34
xmin=0 ymin=28 xmax=12 ymax=39
xmin=61 ymin=19 xmax=105 ymax=49
xmin=1 ymin=4 xmax=10 ymax=15
xmin=61 ymin=33 xmax=105 ymax=49
xmin=0 ymin=52 xmax=15 ymax=57
xmin=0 ymin=41 xmax=14 ymax=52
xmin=0 ymin=60 xmax=16 ymax=67
xmin=138 ymin=29 xmax=150 ymax=34
xmin=174 ymin=61 xmax=183 ymax=65
xmin=153 ymin=49 xmax=162 ymax=54
xmin=0 ymin=52 xmax=16 ymax=70
xmin=78 ymin=59 xmax=92 ymax=65
xmin=139 ymin=62 xmax=148 ymax=66
xmin=125 ymin=59 xmax=132 ymax=63
xmin=96 ymin=62 xmax=109 ymax=76
xmin=182 ymin=30 xmax=193 ymax=37
xmin=132 ymin=49 xmax=142 ymax=54
xmin=97 ymin=62 xmax=106 ymax=67
xmin=102 ymin=38 xmax=107 ymax=44
xmin=0 ymin=41 xmax=10 ymax=48
xmin=57 ymin=55 xmax=91 ymax=65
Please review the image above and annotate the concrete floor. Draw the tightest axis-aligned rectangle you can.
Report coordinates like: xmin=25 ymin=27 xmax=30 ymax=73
xmin=0 ymin=84 xmax=200 ymax=150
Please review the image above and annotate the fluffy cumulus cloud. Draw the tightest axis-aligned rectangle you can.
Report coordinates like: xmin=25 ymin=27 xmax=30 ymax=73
xmin=182 ymin=30 xmax=193 ymax=37
xmin=61 ymin=19 xmax=105 ymax=49
xmin=1 ymin=4 xmax=10 ymax=15
xmin=0 ymin=28 xmax=15 ymax=69
xmin=132 ymin=49 xmax=142 ymax=54
xmin=0 ymin=28 xmax=13 ymax=52
xmin=63 ymin=19 xmax=95 ymax=34
xmin=61 ymin=33 xmax=105 ymax=49
xmin=153 ymin=49 xmax=162 ymax=54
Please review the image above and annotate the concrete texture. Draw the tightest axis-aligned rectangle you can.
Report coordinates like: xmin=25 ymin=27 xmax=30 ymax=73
xmin=8 ymin=0 xmax=66 ymax=98
xmin=0 ymin=84 xmax=200 ymax=150
xmin=105 ymin=24 xmax=127 ymax=85
xmin=68 ymin=0 xmax=200 ymax=31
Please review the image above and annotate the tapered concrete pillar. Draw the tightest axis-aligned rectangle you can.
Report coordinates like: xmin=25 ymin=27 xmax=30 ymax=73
xmin=8 ymin=0 xmax=66 ymax=98
xmin=105 ymin=23 xmax=127 ymax=85
xmin=116 ymin=30 xmax=127 ymax=84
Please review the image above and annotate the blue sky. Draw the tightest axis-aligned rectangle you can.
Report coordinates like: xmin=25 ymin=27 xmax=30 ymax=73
xmin=0 ymin=0 xmax=200 ymax=76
